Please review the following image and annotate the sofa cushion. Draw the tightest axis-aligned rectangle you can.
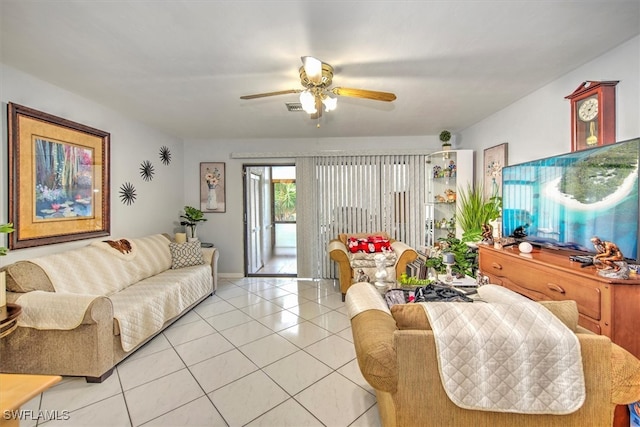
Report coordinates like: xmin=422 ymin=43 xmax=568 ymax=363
xmin=3 ymin=261 xmax=54 ymax=293
xmin=348 ymin=251 xmax=397 ymax=268
xmin=538 ymin=300 xmax=579 ymax=332
xmin=109 ymin=264 xmax=212 ymax=351
xmin=169 ymin=241 xmax=204 ymax=269
xmin=392 ymin=303 xmax=432 ymax=330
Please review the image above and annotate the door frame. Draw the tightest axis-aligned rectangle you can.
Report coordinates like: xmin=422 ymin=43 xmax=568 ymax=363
xmin=242 ymin=163 xmax=297 ymax=277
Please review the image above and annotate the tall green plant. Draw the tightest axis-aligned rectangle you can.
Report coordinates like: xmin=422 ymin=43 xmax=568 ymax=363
xmin=455 ymin=183 xmax=501 ymax=243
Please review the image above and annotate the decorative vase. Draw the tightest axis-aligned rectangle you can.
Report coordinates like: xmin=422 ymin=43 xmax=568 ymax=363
xmin=188 ymin=227 xmax=197 ymax=241
xmin=207 ymin=186 xmax=218 ymax=210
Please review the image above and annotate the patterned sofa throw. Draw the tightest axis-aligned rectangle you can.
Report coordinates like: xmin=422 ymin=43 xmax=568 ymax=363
xmin=169 ymin=241 xmax=205 ymax=269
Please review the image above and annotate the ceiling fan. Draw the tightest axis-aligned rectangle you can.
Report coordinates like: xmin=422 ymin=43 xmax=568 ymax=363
xmin=240 ymin=56 xmax=397 ymax=120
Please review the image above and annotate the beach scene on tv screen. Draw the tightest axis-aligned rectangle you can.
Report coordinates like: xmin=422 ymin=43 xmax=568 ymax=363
xmin=502 ymin=139 xmax=639 ymax=259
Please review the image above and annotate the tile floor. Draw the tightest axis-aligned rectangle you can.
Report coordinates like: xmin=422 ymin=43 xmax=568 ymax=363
xmin=23 ymin=277 xmax=381 ymax=427
xmin=255 ymin=248 xmax=297 ymax=276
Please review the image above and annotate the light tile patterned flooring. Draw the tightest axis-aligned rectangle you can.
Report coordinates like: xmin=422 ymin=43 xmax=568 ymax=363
xmin=23 ymin=278 xmax=381 ymax=427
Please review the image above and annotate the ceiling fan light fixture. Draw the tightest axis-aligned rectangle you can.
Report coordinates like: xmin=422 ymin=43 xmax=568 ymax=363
xmin=299 ymin=90 xmax=317 ymax=114
xmin=322 ymin=94 xmax=337 ymax=112
xmin=301 ymin=56 xmax=323 ymax=85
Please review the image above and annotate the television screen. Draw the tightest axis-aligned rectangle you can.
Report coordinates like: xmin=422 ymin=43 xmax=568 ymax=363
xmin=501 ymin=138 xmax=639 ymax=261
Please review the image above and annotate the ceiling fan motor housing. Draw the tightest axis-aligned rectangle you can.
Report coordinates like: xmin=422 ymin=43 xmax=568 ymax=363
xmin=299 ymin=63 xmax=334 ymax=88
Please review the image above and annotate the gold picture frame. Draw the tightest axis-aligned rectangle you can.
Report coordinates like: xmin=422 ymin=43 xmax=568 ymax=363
xmin=8 ymin=103 xmax=110 ymax=249
xmin=483 ymin=143 xmax=508 ymax=199
xmin=200 ymin=162 xmax=226 ymax=213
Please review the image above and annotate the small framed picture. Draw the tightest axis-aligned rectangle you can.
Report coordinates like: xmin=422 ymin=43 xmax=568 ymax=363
xmin=483 ymin=143 xmax=508 ymax=198
xmin=200 ymin=162 xmax=225 ymax=213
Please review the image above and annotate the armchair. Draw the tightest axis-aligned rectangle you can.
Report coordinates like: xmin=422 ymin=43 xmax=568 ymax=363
xmin=328 ymin=232 xmax=418 ymax=300
xmin=346 ymin=282 xmax=640 ymax=427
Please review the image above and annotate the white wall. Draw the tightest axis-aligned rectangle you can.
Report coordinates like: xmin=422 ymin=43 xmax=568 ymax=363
xmin=0 ymin=64 xmax=185 ymax=264
xmin=183 ymin=136 xmax=439 ymax=275
xmin=460 ymin=36 xmax=640 ymax=174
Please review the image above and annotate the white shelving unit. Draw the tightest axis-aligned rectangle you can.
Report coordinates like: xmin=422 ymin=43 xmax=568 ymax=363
xmin=425 ymin=149 xmax=474 ymax=247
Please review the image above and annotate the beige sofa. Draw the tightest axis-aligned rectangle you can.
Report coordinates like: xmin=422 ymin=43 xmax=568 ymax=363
xmin=329 ymin=232 xmax=418 ymax=300
xmin=0 ymin=234 xmax=219 ymax=382
xmin=346 ymin=282 xmax=640 ymax=427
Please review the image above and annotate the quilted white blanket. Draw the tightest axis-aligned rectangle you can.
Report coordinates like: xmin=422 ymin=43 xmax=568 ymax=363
xmin=18 ymin=234 xmax=211 ymax=352
xmin=421 ymin=285 xmax=585 ymax=414
xmin=16 ymin=291 xmax=101 ymax=329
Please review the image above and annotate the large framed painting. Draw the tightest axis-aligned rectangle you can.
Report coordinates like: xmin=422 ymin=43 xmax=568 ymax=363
xmin=483 ymin=142 xmax=508 ymax=199
xmin=8 ymin=103 xmax=110 ymax=249
xmin=200 ymin=162 xmax=226 ymax=213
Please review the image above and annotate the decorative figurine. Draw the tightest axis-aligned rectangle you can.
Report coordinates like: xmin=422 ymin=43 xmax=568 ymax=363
xmin=481 ymin=223 xmax=494 ymax=244
xmin=511 ymin=224 xmax=529 ymax=238
xmin=448 ymin=160 xmax=457 ymax=177
xmin=374 ymin=253 xmax=389 ymax=293
xmin=433 ymin=165 xmax=442 ymax=178
xmin=355 ymin=269 xmax=369 ymax=283
xmin=590 ymin=236 xmax=624 ymax=270
xmin=445 ymin=189 xmax=456 ymax=202
xmin=590 ymin=236 xmax=629 ymax=279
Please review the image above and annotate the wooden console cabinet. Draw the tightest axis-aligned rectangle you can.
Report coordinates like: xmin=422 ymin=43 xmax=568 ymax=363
xmin=478 ymin=245 xmax=640 ymax=359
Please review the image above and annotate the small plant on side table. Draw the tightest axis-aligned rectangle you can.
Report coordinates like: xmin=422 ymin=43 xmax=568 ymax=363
xmin=179 ymin=206 xmax=207 ymax=240
xmin=0 ymin=223 xmax=14 ymax=256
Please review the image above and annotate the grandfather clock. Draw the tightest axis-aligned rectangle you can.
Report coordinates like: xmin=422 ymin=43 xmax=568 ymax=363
xmin=565 ymin=80 xmax=618 ymax=152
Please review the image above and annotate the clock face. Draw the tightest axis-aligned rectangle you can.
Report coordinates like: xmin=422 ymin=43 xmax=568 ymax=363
xmin=578 ymin=97 xmax=598 ymax=122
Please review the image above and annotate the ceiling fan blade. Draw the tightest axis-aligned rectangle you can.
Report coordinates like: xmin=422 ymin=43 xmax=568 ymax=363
xmin=301 ymin=56 xmax=323 ymax=85
xmin=240 ymin=89 xmax=300 ymax=100
xmin=331 ymin=87 xmax=397 ymax=102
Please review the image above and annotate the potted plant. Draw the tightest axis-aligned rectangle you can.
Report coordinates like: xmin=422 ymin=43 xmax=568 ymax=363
xmin=0 ymin=223 xmax=14 ymax=256
xmin=425 ymin=236 xmax=477 ymax=278
xmin=179 ymin=206 xmax=207 ymax=241
xmin=439 ymin=130 xmax=452 ymax=150
xmin=1 ymin=223 xmax=14 ymax=317
xmin=455 ymin=183 xmax=502 ymax=244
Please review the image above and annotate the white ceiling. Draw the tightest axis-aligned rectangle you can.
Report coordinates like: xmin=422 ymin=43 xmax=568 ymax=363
xmin=1 ymin=1 xmax=639 ymax=140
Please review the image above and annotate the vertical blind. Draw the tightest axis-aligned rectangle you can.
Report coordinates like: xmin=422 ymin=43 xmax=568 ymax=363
xmin=297 ymin=154 xmax=427 ymax=279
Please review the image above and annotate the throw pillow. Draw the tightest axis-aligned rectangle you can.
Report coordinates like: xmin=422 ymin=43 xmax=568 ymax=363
xmin=391 ymin=303 xmax=432 ymax=330
xmin=347 ymin=236 xmax=392 ymax=253
xmin=538 ymin=300 xmax=579 ymax=332
xmin=347 ymin=237 xmax=366 ymax=253
xmin=169 ymin=241 xmax=204 ymax=269
xmin=3 ymin=261 xmax=55 ymax=293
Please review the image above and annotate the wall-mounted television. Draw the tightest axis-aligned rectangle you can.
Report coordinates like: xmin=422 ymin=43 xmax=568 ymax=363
xmin=501 ymin=138 xmax=639 ymax=262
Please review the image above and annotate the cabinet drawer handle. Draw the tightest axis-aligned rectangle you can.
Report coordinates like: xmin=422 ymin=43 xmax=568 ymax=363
xmin=546 ymin=283 xmax=566 ymax=294
xmin=491 ymin=262 xmax=503 ymax=270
